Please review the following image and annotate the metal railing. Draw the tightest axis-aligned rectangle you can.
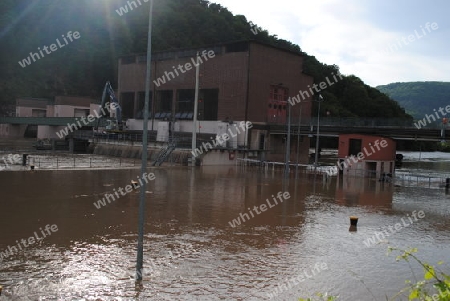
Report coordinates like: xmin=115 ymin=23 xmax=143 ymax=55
xmin=268 ymin=117 xmax=443 ymax=129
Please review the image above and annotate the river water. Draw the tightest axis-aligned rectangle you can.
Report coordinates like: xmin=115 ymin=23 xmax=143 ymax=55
xmin=0 ymin=145 xmax=449 ymax=300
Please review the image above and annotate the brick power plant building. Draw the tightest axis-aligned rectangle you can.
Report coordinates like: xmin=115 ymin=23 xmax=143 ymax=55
xmin=118 ymin=41 xmax=314 ymax=164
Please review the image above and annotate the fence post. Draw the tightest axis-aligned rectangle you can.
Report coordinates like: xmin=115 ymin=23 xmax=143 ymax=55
xmin=90 ymin=157 xmax=92 ymax=168
xmin=56 ymin=157 xmax=58 ymax=169
xmin=74 ymin=156 xmax=76 ymax=168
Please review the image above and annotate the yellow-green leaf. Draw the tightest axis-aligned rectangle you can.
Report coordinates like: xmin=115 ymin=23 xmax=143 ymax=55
xmin=424 ymin=267 xmax=435 ymax=280
xmin=409 ymin=289 xmax=419 ymax=300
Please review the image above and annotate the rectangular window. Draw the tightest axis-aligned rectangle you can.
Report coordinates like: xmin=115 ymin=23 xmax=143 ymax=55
xmin=349 ymin=139 xmax=362 ymax=156
xmin=74 ymin=109 xmax=90 ymax=118
xmin=267 ymin=85 xmax=288 ymax=123
xmin=120 ymin=92 xmax=135 ymax=119
xmin=155 ymin=90 xmax=173 ymax=119
xmin=135 ymin=92 xmax=152 ymax=119
xmin=175 ymin=89 xmax=219 ymax=120
xmin=199 ymin=89 xmax=219 ymax=121
xmin=31 ymin=109 xmax=46 ymax=117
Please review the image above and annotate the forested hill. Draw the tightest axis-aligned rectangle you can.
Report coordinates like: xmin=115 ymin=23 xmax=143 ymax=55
xmin=377 ymin=82 xmax=450 ymax=120
xmin=0 ymin=0 xmax=411 ymax=119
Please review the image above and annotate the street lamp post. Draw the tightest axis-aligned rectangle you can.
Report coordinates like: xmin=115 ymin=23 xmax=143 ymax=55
xmin=295 ymin=101 xmax=302 ymax=180
xmin=314 ymin=94 xmax=324 ymax=171
xmin=284 ymin=102 xmax=291 ymax=177
xmin=136 ymin=0 xmax=154 ymax=281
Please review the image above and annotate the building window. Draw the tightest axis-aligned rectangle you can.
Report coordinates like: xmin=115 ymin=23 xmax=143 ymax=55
xmin=175 ymin=89 xmax=218 ymax=120
xmin=31 ymin=109 xmax=46 ymax=117
xmin=155 ymin=90 xmax=173 ymax=119
xmin=120 ymin=92 xmax=135 ymax=119
xmin=199 ymin=89 xmax=219 ymax=121
xmin=74 ymin=109 xmax=90 ymax=118
xmin=135 ymin=92 xmax=152 ymax=119
xmin=267 ymin=85 xmax=288 ymax=124
xmin=349 ymin=139 xmax=362 ymax=156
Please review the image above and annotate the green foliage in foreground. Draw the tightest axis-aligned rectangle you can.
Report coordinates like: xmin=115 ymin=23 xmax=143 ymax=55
xmin=299 ymin=247 xmax=450 ymax=301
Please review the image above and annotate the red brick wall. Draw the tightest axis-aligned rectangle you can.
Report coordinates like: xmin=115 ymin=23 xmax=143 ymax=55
xmin=338 ymin=134 xmax=396 ymax=161
xmin=117 ymin=42 xmax=313 ymax=123
xmin=248 ymin=43 xmax=313 ymax=123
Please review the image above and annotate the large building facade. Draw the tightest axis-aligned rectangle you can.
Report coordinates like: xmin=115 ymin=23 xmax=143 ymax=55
xmin=118 ymin=41 xmax=314 ymax=163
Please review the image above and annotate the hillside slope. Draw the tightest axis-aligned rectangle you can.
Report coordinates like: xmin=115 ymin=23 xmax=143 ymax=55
xmin=0 ymin=0 xmax=411 ymax=120
xmin=377 ymin=82 xmax=450 ymax=120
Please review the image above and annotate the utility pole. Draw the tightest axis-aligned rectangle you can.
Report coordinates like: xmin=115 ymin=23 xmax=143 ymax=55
xmin=284 ymin=102 xmax=291 ymax=177
xmin=314 ymin=94 xmax=324 ymax=172
xmin=136 ymin=0 xmax=154 ymax=281
xmin=191 ymin=52 xmax=200 ymax=166
xmin=295 ymin=102 xmax=303 ymax=180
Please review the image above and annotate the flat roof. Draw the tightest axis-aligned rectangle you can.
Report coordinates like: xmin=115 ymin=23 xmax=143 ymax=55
xmin=119 ymin=39 xmax=304 ymax=60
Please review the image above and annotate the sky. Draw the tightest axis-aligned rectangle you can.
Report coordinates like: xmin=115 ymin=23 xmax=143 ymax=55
xmin=214 ymin=0 xmax=450 ymax=87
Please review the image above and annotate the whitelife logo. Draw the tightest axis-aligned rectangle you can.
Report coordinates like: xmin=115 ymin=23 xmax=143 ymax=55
xmin=55 ymin=102 xmax=118 ymax=139
xmin=324 ymin=138 xmax=389 ymax=176
xmin=0 ymin=154 xmax=21 ymax=171
xmin=191 ymin=122 xmax=253 ymax=158
xmin=266 ymin=262 xmax=328 ymax=299
xmin=18 ymin=31 xmax=81 ymax=68
xmin=0 ymin=224 xmax=58 ymax=262
xmin=383 ymin=22 xmax=439 ymax=54
xmin=153 ymin=50 xmax=216 ymax=87
xmin=228 ymin=191 xmax=291 ymax=228
xmin=363 ymin=210 xmax=425 ymax=247
xmin=115 ymin=0 xmax=149 ymax=16
xmin=93 ymin=172 xmax=156 ymax=209
xmin=288 ymin=71 xmax=343 ymax=106
xmin=414 ymin=105 xmax=450 ymax=129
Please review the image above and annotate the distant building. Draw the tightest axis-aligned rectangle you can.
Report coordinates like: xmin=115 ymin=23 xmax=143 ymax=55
xmin=117 ymin=40 xmax=314 ymax=163
xmin=337 ymin=134 xmax=396 ymax=178
xmin=3 ymin=96 xmax=99 ymax=139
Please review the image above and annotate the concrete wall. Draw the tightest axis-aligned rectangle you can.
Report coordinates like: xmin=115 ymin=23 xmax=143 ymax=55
xmin=37 ymin=125 xmax=70 ymax=139
xmin=52 ymin=105 xmax=90 ymax=117
xmin=126 ymin=119 xmax=249 ymax=148
xmin=0 ymin=124 xmax=25 ymax=137
xmin=201 ymin=150 xmax=242 ymax=165
xmin=341 ymin=160 xmax=395 ymax=177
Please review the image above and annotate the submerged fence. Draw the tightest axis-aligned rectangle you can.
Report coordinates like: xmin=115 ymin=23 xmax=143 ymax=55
xmin=237 ymin=158 xmax=450 ymax=189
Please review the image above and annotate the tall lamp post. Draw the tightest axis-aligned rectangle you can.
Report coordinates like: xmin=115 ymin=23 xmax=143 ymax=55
xmin=314 ymin=94 xmax=324 ymax=171
xmin=284 ymin=102 xmax=291 ymax=177
xmin=136 ymin=0 xmax=154 ymax=281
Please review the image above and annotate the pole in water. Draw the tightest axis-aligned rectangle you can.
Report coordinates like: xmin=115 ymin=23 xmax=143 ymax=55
xmin=349 ymin=216 xmax=358 ymax=232
xmin=136 ymin=0 xmax=154 ymax=282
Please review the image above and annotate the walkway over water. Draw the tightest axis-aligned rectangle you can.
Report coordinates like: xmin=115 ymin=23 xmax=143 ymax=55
xmin=257 ymin=117 xmax=446 ymax=141
xmin=0 ymin=117 xmax=446 ymax=141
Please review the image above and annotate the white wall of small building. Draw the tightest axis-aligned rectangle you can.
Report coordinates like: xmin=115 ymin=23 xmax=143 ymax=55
xmin=341 ymin=158 xmax=395 ymax=177
xmin=126 ymin=119 xmax=249 ymax=148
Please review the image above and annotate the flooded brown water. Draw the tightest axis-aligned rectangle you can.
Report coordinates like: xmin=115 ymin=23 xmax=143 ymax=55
xmin=0 ymin=158 xmax=450 ymax=300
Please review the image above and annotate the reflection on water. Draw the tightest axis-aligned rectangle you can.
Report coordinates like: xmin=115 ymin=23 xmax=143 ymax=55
xmin=335 ymin=176 xmax=393 ymax=208
xmin=0 ymin=165 xmax=449 ymax=300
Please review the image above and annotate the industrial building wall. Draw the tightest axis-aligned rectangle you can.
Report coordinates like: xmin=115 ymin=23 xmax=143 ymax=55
xmin=247 ymin=43 xmax=313 ymax=123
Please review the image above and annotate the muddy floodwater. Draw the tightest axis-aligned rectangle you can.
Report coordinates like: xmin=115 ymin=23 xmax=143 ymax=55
xmin=0 ymin=149 xmax=450 ymax=300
